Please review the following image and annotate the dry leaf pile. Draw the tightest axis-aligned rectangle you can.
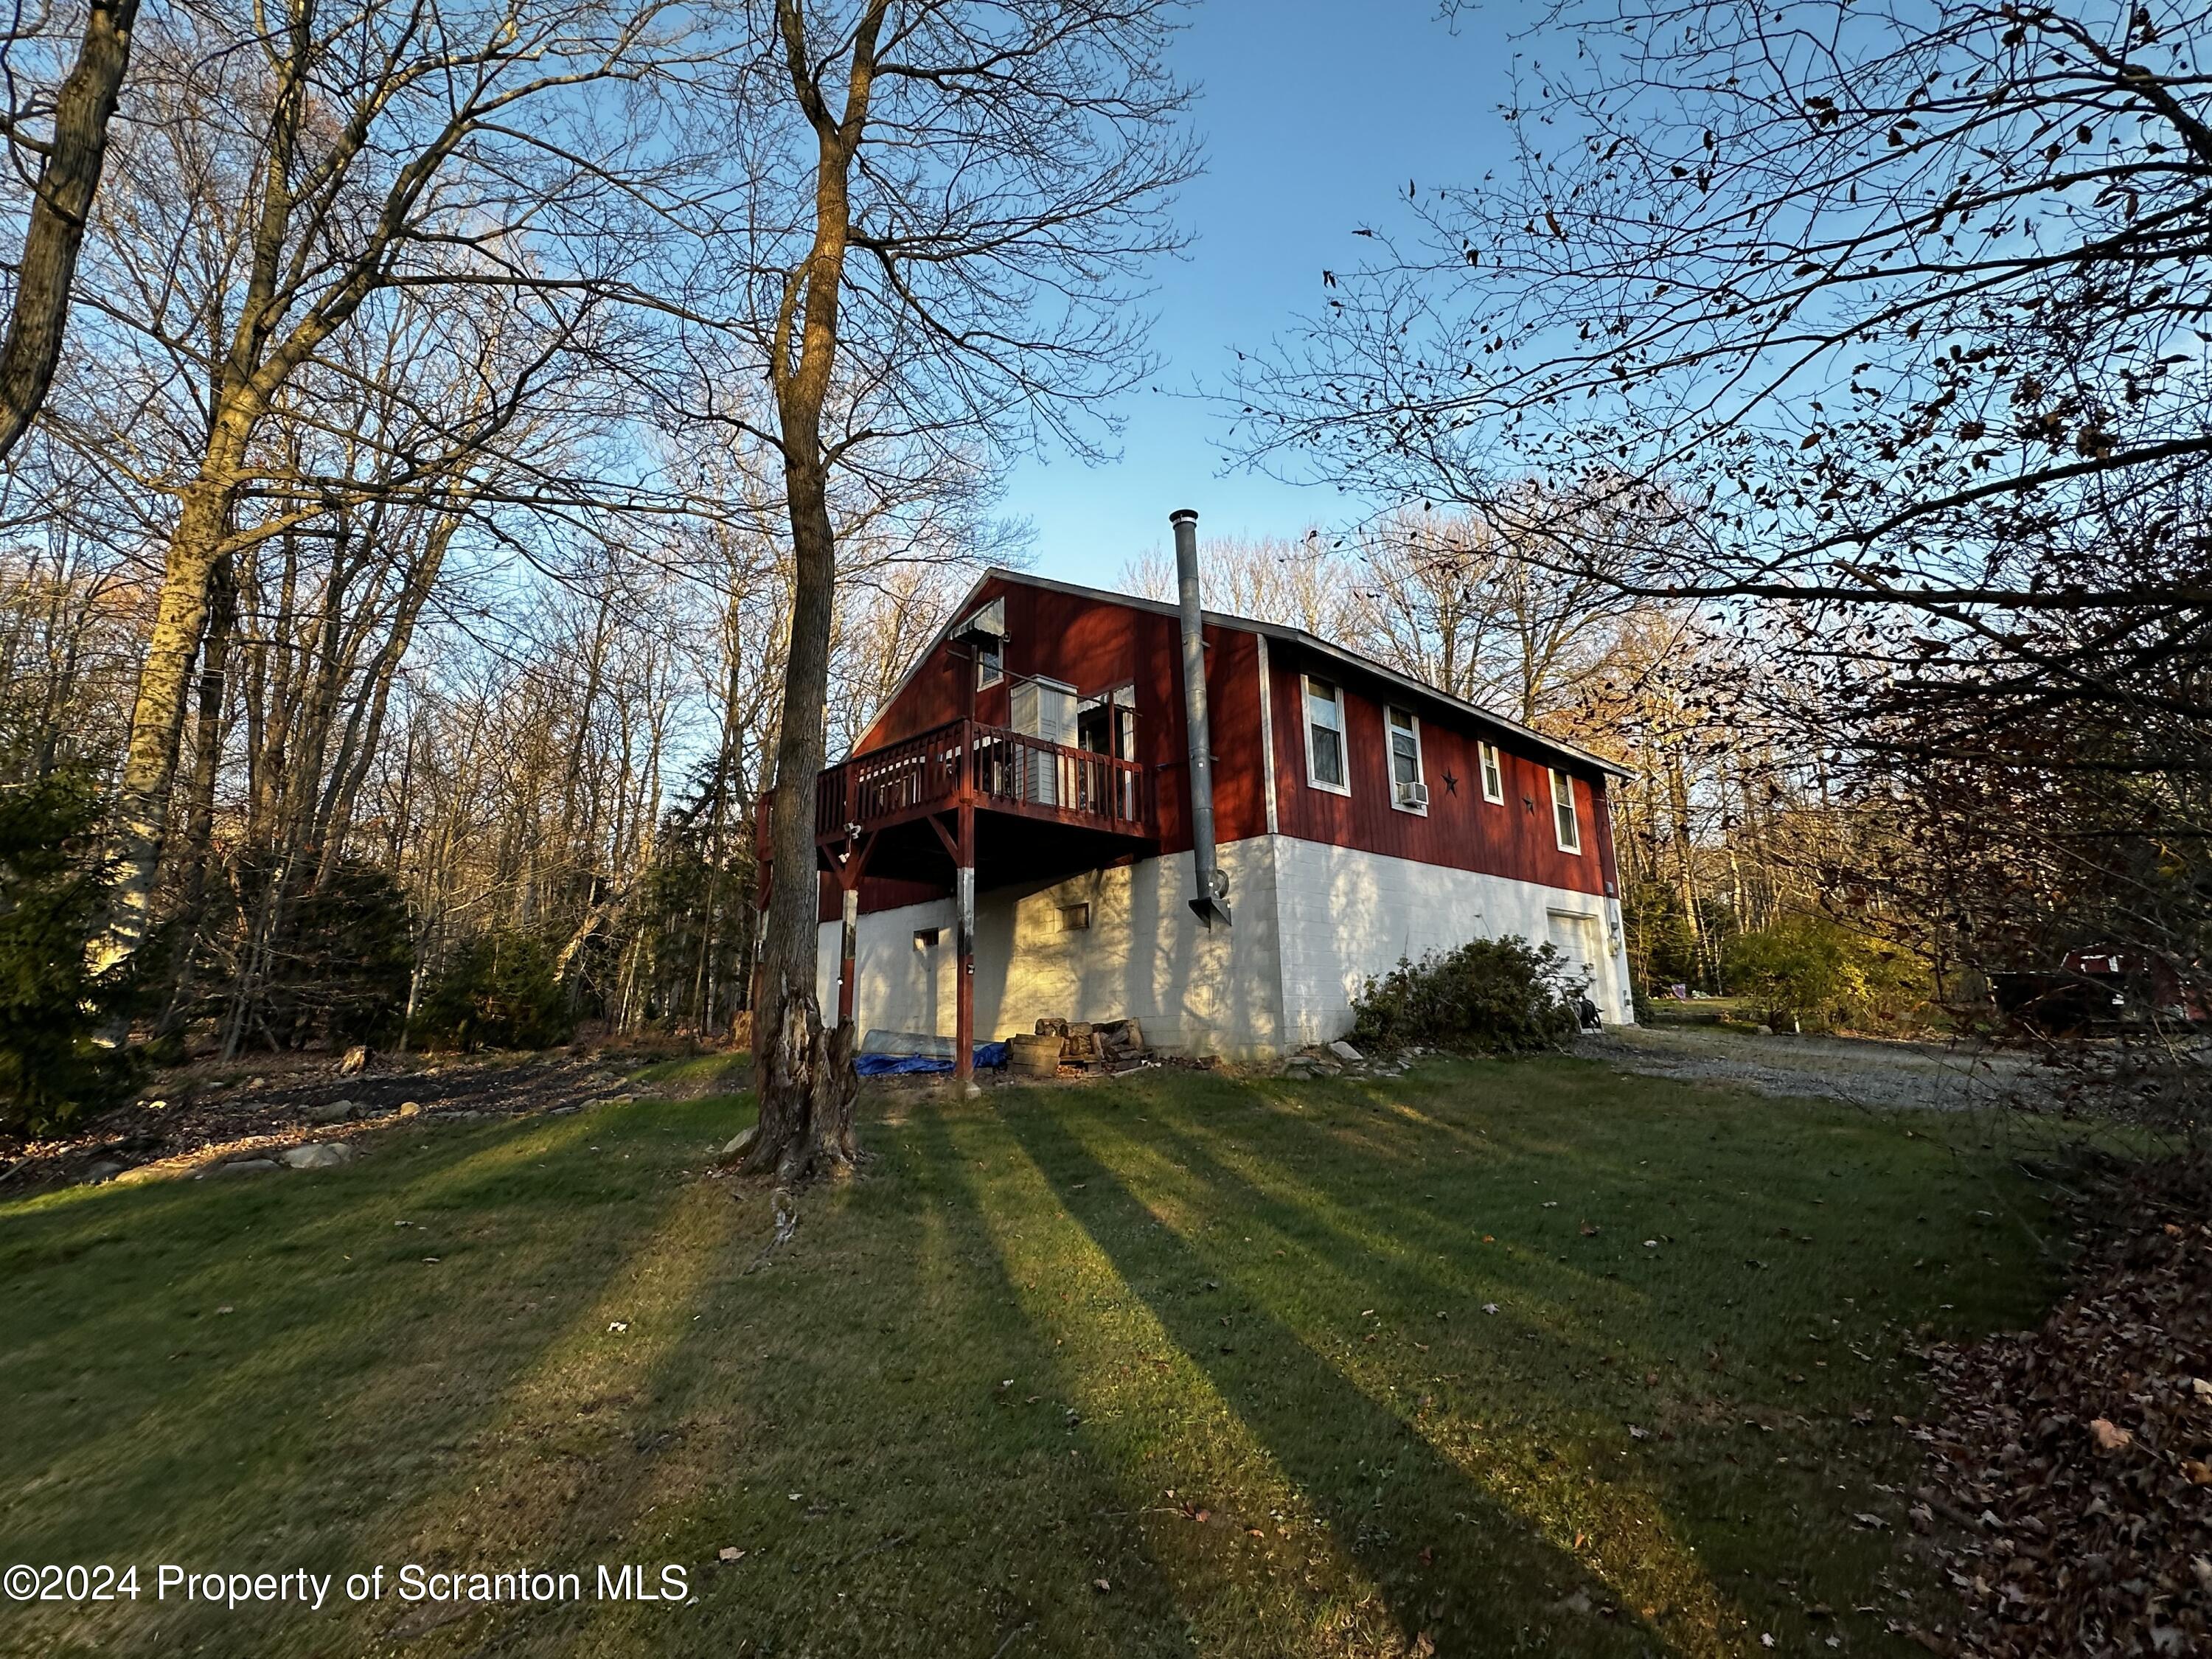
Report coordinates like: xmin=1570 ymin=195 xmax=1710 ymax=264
xmin=1912 ymin=1161 xmax=2211 ymax=1657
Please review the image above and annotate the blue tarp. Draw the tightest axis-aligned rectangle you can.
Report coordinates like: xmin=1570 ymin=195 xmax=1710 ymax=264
xmin=855 ymin=1042 xmax=1007 ymax=1077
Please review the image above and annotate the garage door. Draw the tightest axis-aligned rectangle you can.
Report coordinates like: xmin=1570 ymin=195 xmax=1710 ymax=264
xmin=1546 ymin=909 xmax=1603 ymax=989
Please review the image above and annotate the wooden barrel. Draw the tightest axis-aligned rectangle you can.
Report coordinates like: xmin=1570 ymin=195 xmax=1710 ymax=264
xmin=1006 ymin=1033 xmax=1061 ymax=1078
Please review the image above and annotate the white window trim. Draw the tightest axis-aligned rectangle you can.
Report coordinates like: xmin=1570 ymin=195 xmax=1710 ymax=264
xmin=1551 ymin=767 xmax=1582 ymax=855
xmin=975 ymin=639 xmax=1004 ymax=689
xmin=1301 ymin=674 xmax=1352 ymax=796
xmin=1478 ymin=740 xmax=1506 ymax=805
xmin=1385 ymin=707 xmax=1427 ymax=815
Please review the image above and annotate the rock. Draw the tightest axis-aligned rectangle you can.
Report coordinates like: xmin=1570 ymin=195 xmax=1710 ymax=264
xmin=305 ymin=1100 xmax=358 ymax=1124
xmin=82 ymin=1159 xmax=125 ymax=1184
xmin=338 ymin=1044 xmax=370 ymax=1075
xmin=396 ymin=1100 xmax=422 ymax=1117
xmin=580 ymin=1096 xmax=634 ymax=1111
xmin=1328 ymin=1040 xmax=1364 ymax=1062
xmin=279 ymin=1143 xmax=355 ymax=1170
xmin=209 ymin=1158 xmax=280 ymax=1176
xmin=720 ymin=1124 xmax=759 ymax=1158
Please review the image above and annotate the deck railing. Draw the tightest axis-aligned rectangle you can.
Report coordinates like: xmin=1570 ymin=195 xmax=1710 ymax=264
xmin=814 ymin=717 xmax=1148 ymax=841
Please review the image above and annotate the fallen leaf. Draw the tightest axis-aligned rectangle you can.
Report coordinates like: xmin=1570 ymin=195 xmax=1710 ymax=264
xmin=1579 ymin=1222 xmax=1600 ymax=1237
xmin=1481 ymin=1302 xmax=1500 ymax=1315
xmin=2088 ymin=1417 xmax=2132 ymax=1451
xmin=717 ymin=1547 xmax=745 ymax=1562
xmin=1093 ymin=1578 xmax=1110 ymax=1593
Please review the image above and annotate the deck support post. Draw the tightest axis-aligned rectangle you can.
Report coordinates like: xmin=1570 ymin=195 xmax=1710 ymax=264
xmin=954 ymin=801 xmax=976 ymax=1091
xmin=830 ymin=830 xmax=873 ymax=1033
xmin=837 ymin=885 xmax=859 ymax=1028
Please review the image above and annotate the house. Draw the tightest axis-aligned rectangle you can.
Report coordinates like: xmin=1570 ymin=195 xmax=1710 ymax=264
xmin=788 ymin=512 xmax=1636 ymax=1077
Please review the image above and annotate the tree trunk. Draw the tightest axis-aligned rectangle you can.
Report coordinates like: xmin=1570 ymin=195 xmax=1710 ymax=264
xmin=156 ymin=555 xmax=236 ymax=1037
xmin=746 ymin=453 xmax=854 ymax=1180
xmin=88 ymin=469 xmax=242 ymax=1020
xmin=0 ymin=0 xmax=141 ymax=462
xmin=742 ymin=0 xmax=891 ymax=1182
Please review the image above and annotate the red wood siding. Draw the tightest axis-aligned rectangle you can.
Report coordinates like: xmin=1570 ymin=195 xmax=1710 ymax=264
xmin=853 ymin=577 xmax=1269 ymax=855
xmin=1264 ymin=645 xmax=1613 ymax=899
xmin=845 ymin=575 xmax=1619 ymax=908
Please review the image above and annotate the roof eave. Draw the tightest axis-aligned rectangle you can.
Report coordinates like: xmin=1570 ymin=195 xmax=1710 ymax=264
xmin=974 ymin=567 xmax=1635 ymax=782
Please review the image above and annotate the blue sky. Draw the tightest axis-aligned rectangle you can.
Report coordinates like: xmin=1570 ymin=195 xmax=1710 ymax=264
xmin=995 ymin=1 xmax=1526 ymax=585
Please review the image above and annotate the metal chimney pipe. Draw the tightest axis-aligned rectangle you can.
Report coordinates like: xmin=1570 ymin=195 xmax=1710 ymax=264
xmin=1173 ymin=509 xmax=1231 ymax=928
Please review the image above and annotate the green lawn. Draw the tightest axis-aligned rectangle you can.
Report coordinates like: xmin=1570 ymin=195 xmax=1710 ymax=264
xmin=0 ymin=1058 xmax=2065 ymax=1658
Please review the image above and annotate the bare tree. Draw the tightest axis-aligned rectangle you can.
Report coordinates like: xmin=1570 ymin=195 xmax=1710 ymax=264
xmin=0 ymin=0 xmax=142 ymax=458
xmin=72 ymin=0 xmax=696 ymax=1012
xmin=698 ymin=0 xmax=1195 ymax=1181
xmin=1121 ymin=531 xmax=1362 ymax=640
xmin=1232 ymin=0 xmax=2212 ymax=1047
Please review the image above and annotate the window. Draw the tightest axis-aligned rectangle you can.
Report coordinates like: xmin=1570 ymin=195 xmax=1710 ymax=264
xmin=914 ymin=928 xmax=942 ymax=951
xmin=1550 ymin=768 xmax=1582 ymax=854
xmin=975 ymin=639 xmax=1003 ymax=688
xmin=1057 ymin=903 xmax=1091 ymax=932
xmin=1303 ymin=675 xmax=1349 ymax=793
xmin=1385 ymin=708 xmax=1426 ymax=813
xmin=1479 ymin=741 xmax=1505 ymax=804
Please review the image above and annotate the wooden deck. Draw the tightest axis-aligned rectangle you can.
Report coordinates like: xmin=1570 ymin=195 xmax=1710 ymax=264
xmin=760 ymin=717 xmax=1155 ymax=1085
xmin=813 ymin=717 xmax=1150 ymax=846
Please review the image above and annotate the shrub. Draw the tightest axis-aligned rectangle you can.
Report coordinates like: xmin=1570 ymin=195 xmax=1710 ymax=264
xmin=1349 ymin=935 xmax=1582 ymax=1054
xmin=0 ymin=765 xmax=138 ymax=1135
xmin=407 ymin=931 xmax=572 ymax=1051
xmin=1723 ymin=913 xmax=1929 ymax=1033
xmin=177 ymin=854 xmax=414 ymax=1048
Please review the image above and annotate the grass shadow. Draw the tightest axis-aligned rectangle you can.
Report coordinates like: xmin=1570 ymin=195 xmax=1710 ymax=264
xmin=998 ymin=1098 xmax=1716 ymax=1658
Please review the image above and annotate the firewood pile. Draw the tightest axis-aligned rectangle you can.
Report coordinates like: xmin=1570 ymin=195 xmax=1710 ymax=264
xmin=1034 ymin=1017 xmax=1151 ymax=1074
xmin=1910 ymin=1158 xmax=2211 ymax=1658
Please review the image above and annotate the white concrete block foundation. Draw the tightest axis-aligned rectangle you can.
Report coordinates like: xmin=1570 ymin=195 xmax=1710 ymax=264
xmin=818 ymin=833 xmax=1634 ymax=1061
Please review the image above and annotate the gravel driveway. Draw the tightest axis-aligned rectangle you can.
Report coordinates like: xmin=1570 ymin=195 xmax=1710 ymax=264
xmin=1576 ymin=1020 xmax=2059 ymax=1112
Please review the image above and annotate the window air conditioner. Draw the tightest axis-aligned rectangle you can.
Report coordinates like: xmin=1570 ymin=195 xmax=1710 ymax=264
xmin=1396 ymin=780 xmax=1430 ymax=809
